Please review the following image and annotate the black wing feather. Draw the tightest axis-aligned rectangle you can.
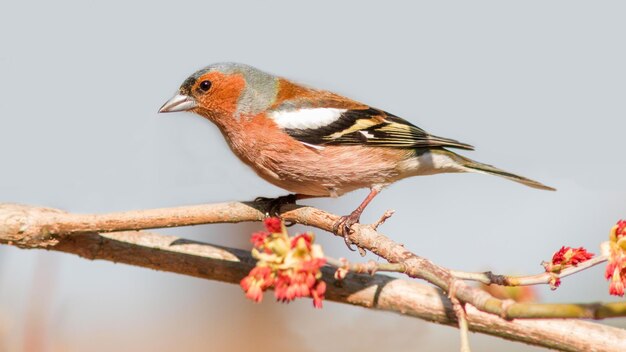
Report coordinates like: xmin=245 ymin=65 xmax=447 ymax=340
xmin=284 ymin=107 xmax=474 ymax=150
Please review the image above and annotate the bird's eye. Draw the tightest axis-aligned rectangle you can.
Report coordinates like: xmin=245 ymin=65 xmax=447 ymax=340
xmin=198 ymin=80 xmax=212 ymax=92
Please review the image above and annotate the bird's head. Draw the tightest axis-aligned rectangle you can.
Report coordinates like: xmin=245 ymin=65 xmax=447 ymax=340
xmin=159 ymin=63 xmax=278 ymax=121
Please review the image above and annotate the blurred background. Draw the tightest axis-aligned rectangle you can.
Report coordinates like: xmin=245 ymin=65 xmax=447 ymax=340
xmin=1 ymin=1 xmax=625 ymax=351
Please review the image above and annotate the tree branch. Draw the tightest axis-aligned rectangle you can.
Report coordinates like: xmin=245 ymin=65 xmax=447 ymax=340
xmin=1 ymin=202 xmax=625 ymax=351
xmin=450 ymin=255 xmax=608 ymax=286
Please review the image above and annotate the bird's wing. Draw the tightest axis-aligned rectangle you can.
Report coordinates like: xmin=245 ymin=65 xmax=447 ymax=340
xmin=268 ymin=98 xmax=474 ymax=150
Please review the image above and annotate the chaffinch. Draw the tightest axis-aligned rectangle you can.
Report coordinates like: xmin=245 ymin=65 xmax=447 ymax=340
xmin=159 ymin=63 xmax=554 ymax=247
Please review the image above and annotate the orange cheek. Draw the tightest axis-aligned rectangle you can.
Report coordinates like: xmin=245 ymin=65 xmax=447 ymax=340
xmin=196 ymin=72 xmax=246 ymax=116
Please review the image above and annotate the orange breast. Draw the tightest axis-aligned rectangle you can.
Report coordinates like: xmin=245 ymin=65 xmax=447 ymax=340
xmin=218 ymin=115 xmax=415 ymax=196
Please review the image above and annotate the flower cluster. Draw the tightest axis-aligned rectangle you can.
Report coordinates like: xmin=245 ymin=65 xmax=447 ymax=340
xmin=240 ymin=218 xmax=327 ymax=308
xmin=547 ymin=246 xmax=594 ymax=270
xmin=605 ymin=220 xmax=626 ymax=296
xmin=543 ymin=246 xmax=594 ymax=289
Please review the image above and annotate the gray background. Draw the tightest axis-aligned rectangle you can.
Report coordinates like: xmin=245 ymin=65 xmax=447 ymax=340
xmin=1 ymin=1 xmax=625 ymax=351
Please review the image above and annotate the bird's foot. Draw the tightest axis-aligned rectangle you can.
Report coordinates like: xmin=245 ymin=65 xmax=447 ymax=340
xmin=333 ymin=212 xmax=366 ymax=256
xmin=255 ymin=194 xmax=298 ymax=220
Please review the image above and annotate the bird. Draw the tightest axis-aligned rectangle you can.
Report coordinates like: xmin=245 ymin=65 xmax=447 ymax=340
xmin=159 ymin=62 xmax=554 ymax=249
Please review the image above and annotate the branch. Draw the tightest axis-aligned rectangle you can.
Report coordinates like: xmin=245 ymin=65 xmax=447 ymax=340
xmin=331 ymin=254 xmax=608 ymax=289
xmin=2 ymin=228 xmax=624 ymax=351
xmin=450 ymin=255 xmax=608 ymax=286
xmin=3 ymin=202 xmax=625 ymax=318
xmin=449 ymin=281 xmax=472 ymax=352
xmin=1 ymin=202 xmax=625 ymax=351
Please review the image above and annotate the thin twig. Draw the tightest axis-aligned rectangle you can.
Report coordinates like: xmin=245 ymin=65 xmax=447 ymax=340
xmin=325 ymin=257 xmax=405 ymax=275
xmin=449 ymin=281 xmax=471 ymax=352
xmin=372 ymin=210 xmax=395 ymax=230
xmin=450 ymin=255 xmax=607 ymax=286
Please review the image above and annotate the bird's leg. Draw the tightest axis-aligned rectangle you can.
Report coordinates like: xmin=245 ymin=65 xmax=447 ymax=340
xmin=254 ymin=194 xmax=315 ymax=219
xmin=334 ymin=187 xmax=381 ymax=252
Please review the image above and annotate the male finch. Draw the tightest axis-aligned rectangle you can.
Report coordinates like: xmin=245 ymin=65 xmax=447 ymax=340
xmin=159 ymin=63 xmax=554 ymax=246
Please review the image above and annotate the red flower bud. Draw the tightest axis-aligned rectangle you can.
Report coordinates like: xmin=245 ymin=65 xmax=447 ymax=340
xmin=240 ymin=266 xmax=273 ymax=303
xmin=250 ymin=231 xmax=269 ymax=248
xmin=264 ymin=217 xmax=282 ymax=233
xmin=615 ymin=220 xmax=626 ymax=239
xmin=291 ymin=233 xmax=313 ymax=250
xmin=550 ymin=246 xmax=594 ymax=267
xmin=606 ymin=220 xmax=626 ymax=297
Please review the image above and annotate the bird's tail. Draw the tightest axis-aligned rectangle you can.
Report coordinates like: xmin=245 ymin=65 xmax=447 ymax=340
xmin=436 ymin=149 xmax=556 ymax=191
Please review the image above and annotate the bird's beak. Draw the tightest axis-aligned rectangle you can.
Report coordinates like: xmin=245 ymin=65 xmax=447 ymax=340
xmin=158 ymin=94 xmax=197 ymax=113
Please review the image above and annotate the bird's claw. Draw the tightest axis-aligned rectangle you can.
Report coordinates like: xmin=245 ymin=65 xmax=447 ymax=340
xmin=333 ymin=213 xmax=366 ymax=256
xmin=254 ymin=194 xmax=298 ymax=220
